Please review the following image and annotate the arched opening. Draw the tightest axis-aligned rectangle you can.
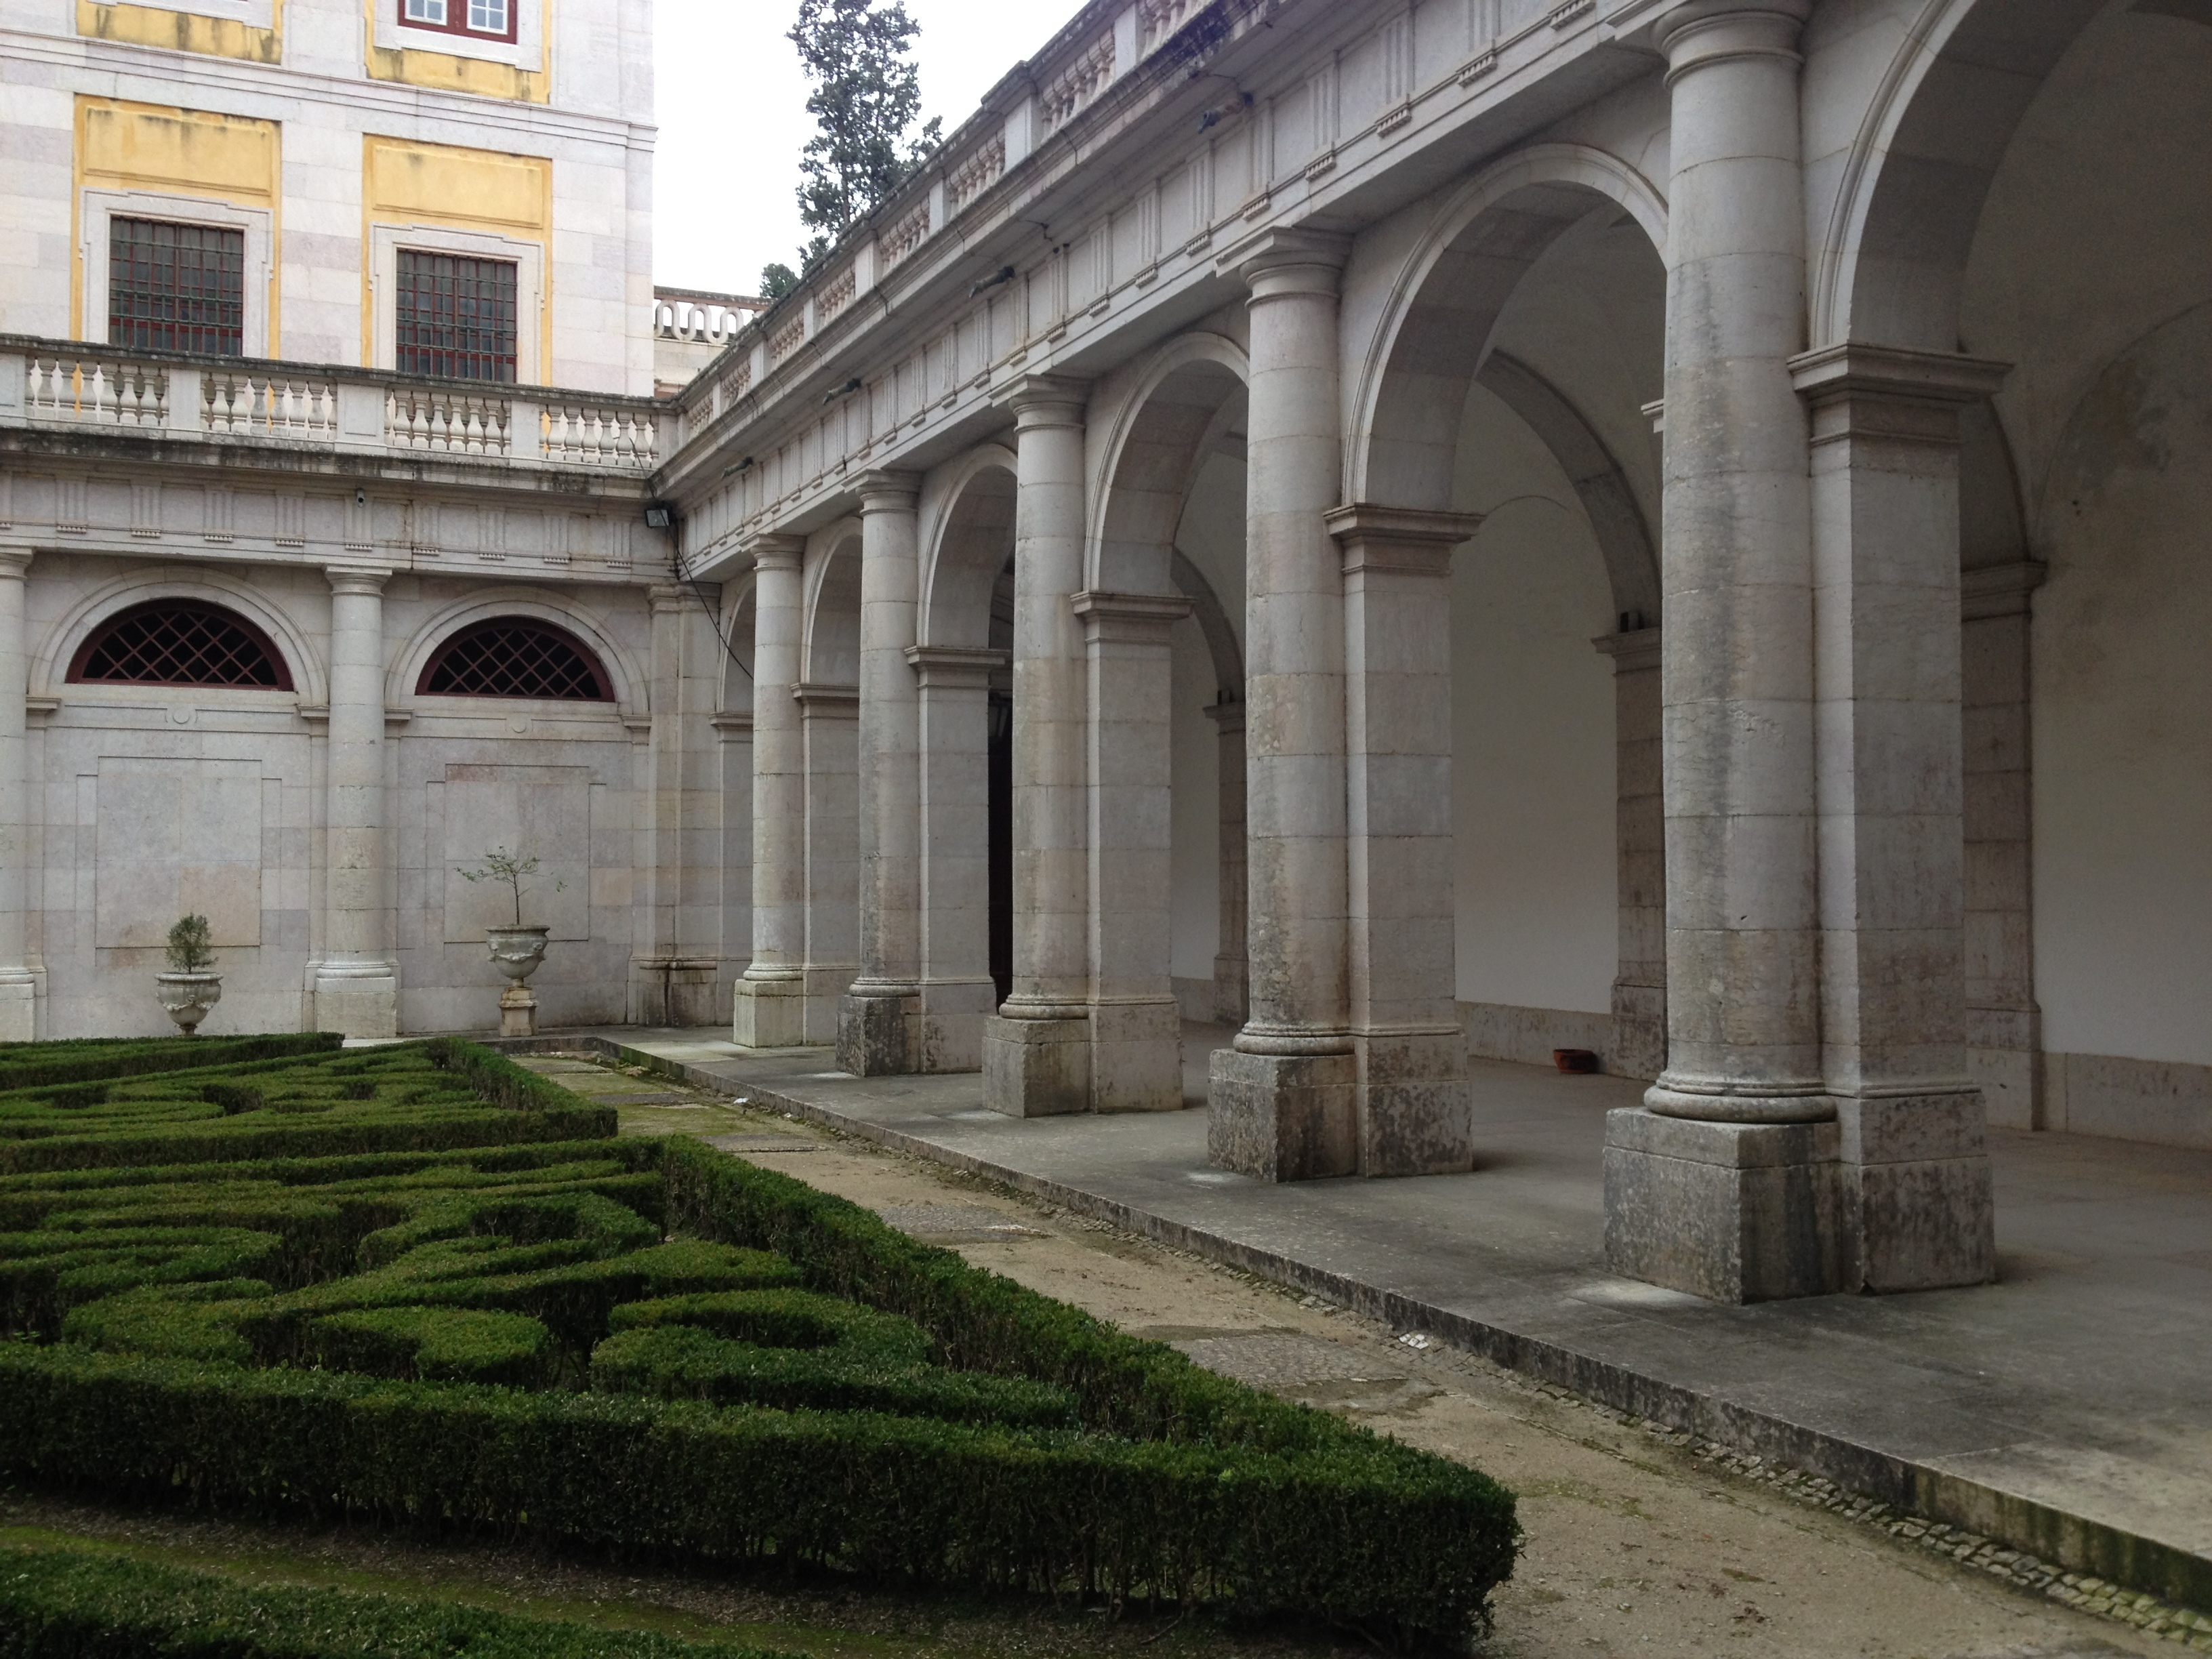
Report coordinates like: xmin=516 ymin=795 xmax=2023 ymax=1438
xmin=1357 ymin=163 xmax=1666 ymax=1082
xmin=794 ymin=534 xmax=863 ymax=1046
xmin=68 ymin=598 xmax=295 ymax=691
xmin=414 ymin=616 xmax=612 ymax=700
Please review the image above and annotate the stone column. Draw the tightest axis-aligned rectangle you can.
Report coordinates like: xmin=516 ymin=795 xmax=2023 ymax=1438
xmin=1328 ymin=505 xmax=1483 ymax=1174
xmin=1594 ymin=627 xmax=1666 ymax=1080
xmin=1075 ymin=590 xmax=1191 ymax=1112
xmin=983 ymin=376 xmax=1094 ymax=1115
xmin=314 ymin=566 xmax=398 ymax=1037
xmin=711 ymin=709 xmax=753 ymax=987
xmin=1960 ymin=562 xmax=2043 ymax=1132
xmin=840 ymin=472 xmax=925 ymax=1076
xmin=797 ymin=681 xmax=859 ymax=1046
xmin=0 ymin=550 xmax=36 ymax=1042
xmin=909 ymin=644 xmax=1006 ymax=1071
xmin=1793 ymin=344 xmax=2005 ymax=1292
xmin=1207 ymin=228 xmax=1357 ymax=1181
xmin=1603 ymin=1 xmax=1836 ymax=1301
xmin=732 ymin=535 xmax=806 ymax=1047
xmin=630 ymin=583 xmax=690 ymax=1025
xmin=1204 ymin=698 xmax=1248 ymax=1027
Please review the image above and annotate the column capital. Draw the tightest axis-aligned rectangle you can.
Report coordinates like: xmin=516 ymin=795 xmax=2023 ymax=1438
xmin=1217 ymin=226 xmax=1351 ymax=298
xmin=903 ymin=644 xmax=1008 ymax=688
xmin=856 ymin=470 xmax=922 ymax=513
xmin=1788 ymin=343 xmax=2011 ymax=407
xmin=1961 ymin=560 xmax=2047 ymax=621
xmin=1324 ymin=503 xmax=1483 ymax=577
xmin=792 ymin=681 xmax=860 ymax=712
xmin=744 ymin=531 xmax=807 ymax=571
xmin=1592 ymin=624 xmax=1662 ymax=673
xmin=324 ymin=565 xmax=390 ymax=597
xmin=1202 ymin=697 xmax=1246 ymax=734
xmin=1652 ymin=1 xmax=1811 ymax=78
xmin=1070 ymin=588 xmax=1193 ymax=643
xmin=996 ymin=373 xmax=1088 ymax=431
xmin=647 ymin=583 xmax=691 ymax=613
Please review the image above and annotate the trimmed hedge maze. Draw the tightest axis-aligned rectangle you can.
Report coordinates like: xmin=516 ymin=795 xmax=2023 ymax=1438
xmin=0 ymin=1035 xmax=1519 ymax=1651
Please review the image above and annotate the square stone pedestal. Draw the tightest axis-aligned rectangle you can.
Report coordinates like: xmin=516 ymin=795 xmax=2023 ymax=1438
xmin=838 ymin=991 xmax=918 ymax=1076
xmin=1839 ymin=1092 xmax=1996 ymax=1292
xmin=0 ymin=977 xmax=35 ymax=1044
xmin=1353 ymin=1031 xmax=1473 ymax=1176
xmin=1089 ymin=1000 xmax=1183 ymax=1113
xmin=731 ymin=975 xmax=804 ymax=1049
xmin=1603 ymin=1108 xmax=1845 ymax=1303
xmin=914 ymin=981 xmax=998 ymax=1073
xmin=311 ymin=966 xmax=398 ymax=1040
xmin=983 ymin=1015 xmax=1090 ymax=1116
xmin=498 ymin=985 xmax=537 ymax=1039
xmin=1208 ymin=1048 xmax=1357 ymax=1181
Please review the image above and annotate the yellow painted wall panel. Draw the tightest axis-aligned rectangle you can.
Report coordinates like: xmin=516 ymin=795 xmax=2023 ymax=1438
xmin=76 ymin=0 xmax=281 ymax=63
xmin=73 ymin=97 xmax=282 ymax=351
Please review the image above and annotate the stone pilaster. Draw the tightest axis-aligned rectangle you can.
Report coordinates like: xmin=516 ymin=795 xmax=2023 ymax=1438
xmin=983 ymin=377 xmax=1094 ymax=1116
xmin=1329 ymin=504 xmax=1483 ymax=1175
xmin=797 ymin=681 xmax=859 ymax=1046
xmin=908 ymin=644 xmax=1007 ymax=1071
xmin=840 ymin=472 xmax=926 ymax=1076
xmin=1960 ymin=560 xmax=2045 ymax=1132
xmin=0 ymin=550 xmax=36 ymax=1042
xmin=313 ymin=565 xmax=398 ymax=1038
xmin=1075 ymin=589 xmax=1191 ymax=1113
xmin=1202 ymin=698 xmax=1248 ymax=1027
xmin=732 ymin=535 xmax=807 ymax=1048
xmin=1206 ymin=227 xmax=1357 ymax=1181
xmin=1605 ymin=0 xmax=1838 ymax=1300
xmin=1593 ymin=626 xmax=1666 ymax=1082
xmin=1793 ymin=342 xmax=2007 ymax=1293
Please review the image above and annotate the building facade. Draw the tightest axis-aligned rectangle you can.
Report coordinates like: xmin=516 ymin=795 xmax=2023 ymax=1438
xmin=3 ymin=0 xmax=2208 ymax=1303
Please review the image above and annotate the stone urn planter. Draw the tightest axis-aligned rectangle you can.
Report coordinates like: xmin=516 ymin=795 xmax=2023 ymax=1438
xmin=484 ymin=924 xmax=551 ymax=1038
xmin=155 ymin=971 xmax=222 ymax=1036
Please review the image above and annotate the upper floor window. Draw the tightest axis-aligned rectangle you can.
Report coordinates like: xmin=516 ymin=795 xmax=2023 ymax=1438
xmin=108 ymin=219 xmax=245 ymax=357
xmin=68 ymin=600 xmax=293 ymax=691
xmin=401 ymin=0 xmax=515 ymax=41
xmin=395 ymin=249 xmax=518 ymax=383
xmin=417 ymin=619 xmax=613 ymax=701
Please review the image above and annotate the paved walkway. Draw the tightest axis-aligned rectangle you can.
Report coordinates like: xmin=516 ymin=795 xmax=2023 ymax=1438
xmin=505 ymin=1022 xmax=2212 ymax=1614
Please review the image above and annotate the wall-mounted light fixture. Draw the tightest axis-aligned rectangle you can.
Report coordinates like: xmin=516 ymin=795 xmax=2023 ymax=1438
xmin=643 ymin=503 xmax=674 ymax=531
xmin=968 ymin=266 xmax=1017 ymax=297
xmin=720 ymin=456 xmax=755 ymax=479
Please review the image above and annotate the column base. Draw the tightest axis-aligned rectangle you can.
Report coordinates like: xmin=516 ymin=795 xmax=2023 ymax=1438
xmin=1603 ymin=1107 xmax=1845 ymax=1303
xmin=1090 ymin=1000 xmax=1183 ymax=1113
xmin=838 ymin=989 xmax=919 ymax=1077
xmin=1838 ymin=1092 xmax=1995 ymax=1293
xmin=1353 ymin=1029 xmax=1472 ymax=1176
xmin=0 ymin=973 xmax=35 ymax=1044
xmin=983 ymin=1015 xmax=1090 ymax=1116
xmin=497 ymin=985 xmax=538 ymax=1040
xmin=311 ymin=964 xmax=399 ymax=1040
xmin=914 ymin=979 xmax=996 ymax=1073
xmin=732 ymin=975 xmax=805 ymax=1049
xmin=801 ymin=966 xmax=852 ymax=1046
xmin=1208 ymin=1046 xmax=1357 ymax=1182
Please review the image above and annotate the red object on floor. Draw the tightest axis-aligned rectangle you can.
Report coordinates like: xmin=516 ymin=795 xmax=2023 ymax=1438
xmin=1553 ymin=1048 xmax=1600 ymax=1074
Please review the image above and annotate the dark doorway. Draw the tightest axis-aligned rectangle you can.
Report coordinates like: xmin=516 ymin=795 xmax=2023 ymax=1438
xmin=987 ymin=691 xmax=1012 ymax=1006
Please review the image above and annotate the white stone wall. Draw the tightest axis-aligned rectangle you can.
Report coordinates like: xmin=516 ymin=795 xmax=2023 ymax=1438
xmin=0 ymin=0 xmax=655 ymax=394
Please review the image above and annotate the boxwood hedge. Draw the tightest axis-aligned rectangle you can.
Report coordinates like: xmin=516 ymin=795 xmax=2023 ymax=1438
xmin=0 ymin=1035 xmax=1519 ymax=1647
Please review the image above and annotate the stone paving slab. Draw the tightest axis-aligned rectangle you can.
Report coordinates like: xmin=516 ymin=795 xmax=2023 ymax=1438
xmin=497 ymin=1026 xmax=2212 ymax=1614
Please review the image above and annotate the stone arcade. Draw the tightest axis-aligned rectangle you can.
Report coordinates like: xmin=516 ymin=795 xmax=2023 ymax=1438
xmin=4 ymin=0 xmax=2210 ymax=1303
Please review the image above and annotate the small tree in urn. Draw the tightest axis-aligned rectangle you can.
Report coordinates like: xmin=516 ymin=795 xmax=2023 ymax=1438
xmin=155 ymin=914 xmax=222 ymax=1035
xmin=460 ymin=847 xmax=564 ymax=1037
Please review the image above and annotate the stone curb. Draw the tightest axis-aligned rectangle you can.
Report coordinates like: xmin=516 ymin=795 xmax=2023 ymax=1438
xmin=489 ymin=1032 xmax=2212 ymax=1626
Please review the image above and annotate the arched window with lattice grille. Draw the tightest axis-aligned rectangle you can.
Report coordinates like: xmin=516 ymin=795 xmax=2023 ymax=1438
xmin=67 ymin=600 xmax=295 ymax=690
xmin=415 ymin=617 xmax=613 ymax=701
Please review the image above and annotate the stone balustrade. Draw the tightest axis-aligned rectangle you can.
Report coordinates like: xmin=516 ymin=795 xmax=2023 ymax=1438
xmin=3 ymin=337 xmax=669 ymax=473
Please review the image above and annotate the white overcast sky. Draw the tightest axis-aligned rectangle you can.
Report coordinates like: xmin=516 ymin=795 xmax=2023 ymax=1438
xmin=653 ymin=0 xmax=1062 ymax=297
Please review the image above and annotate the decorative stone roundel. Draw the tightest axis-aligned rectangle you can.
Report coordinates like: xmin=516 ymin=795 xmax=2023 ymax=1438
xmin=416 ymin=616 xmax=613 ymax=701
xmin=67 ymin=599 xmax=295 ymax=690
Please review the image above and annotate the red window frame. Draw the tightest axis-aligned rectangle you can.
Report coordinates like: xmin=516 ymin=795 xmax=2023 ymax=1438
xmin=66 ymin=600 xmax=295 ymax=691
xmin=398 ymin=0 xmax=518 ymax=45
xmin=394 ymin=249 xmax=518 ymax=384
xmin=415 ymin=617 xmax=614 ymax=702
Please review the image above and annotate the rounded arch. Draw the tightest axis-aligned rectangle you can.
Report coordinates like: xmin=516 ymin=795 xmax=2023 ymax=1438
xmin=1814 ymin=0 xmax=2104 ymax=350
xmin=802 ymin=525 xmax=863 ymax=684
xmin=1088 ymin=331 xmax=1250 ymax=596
xmin=918 ymin=443 xmax=1018 ymax=651
xmin=1348 ymin=142 xmax=1668 ymax=512
xmin=415 ymin=617 xmax=615 ymax=702
xmin=33 ymin=568 xmax=327 ymax=705
xmin=719 ymin=569 xmax=758 ymax=714
xmin=388 ymin=589 xmax=644 ymax=718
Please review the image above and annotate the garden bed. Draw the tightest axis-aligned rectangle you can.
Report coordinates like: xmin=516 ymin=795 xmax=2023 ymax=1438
xmin=0 ymin=1034 xmax=1517 ymax=1653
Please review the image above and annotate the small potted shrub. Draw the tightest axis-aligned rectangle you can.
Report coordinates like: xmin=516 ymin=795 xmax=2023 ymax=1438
xmin=155 ymin=914 xmax=222 ymax=1035
xmin=460 ymin=847 xmax=563 ymax=1037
